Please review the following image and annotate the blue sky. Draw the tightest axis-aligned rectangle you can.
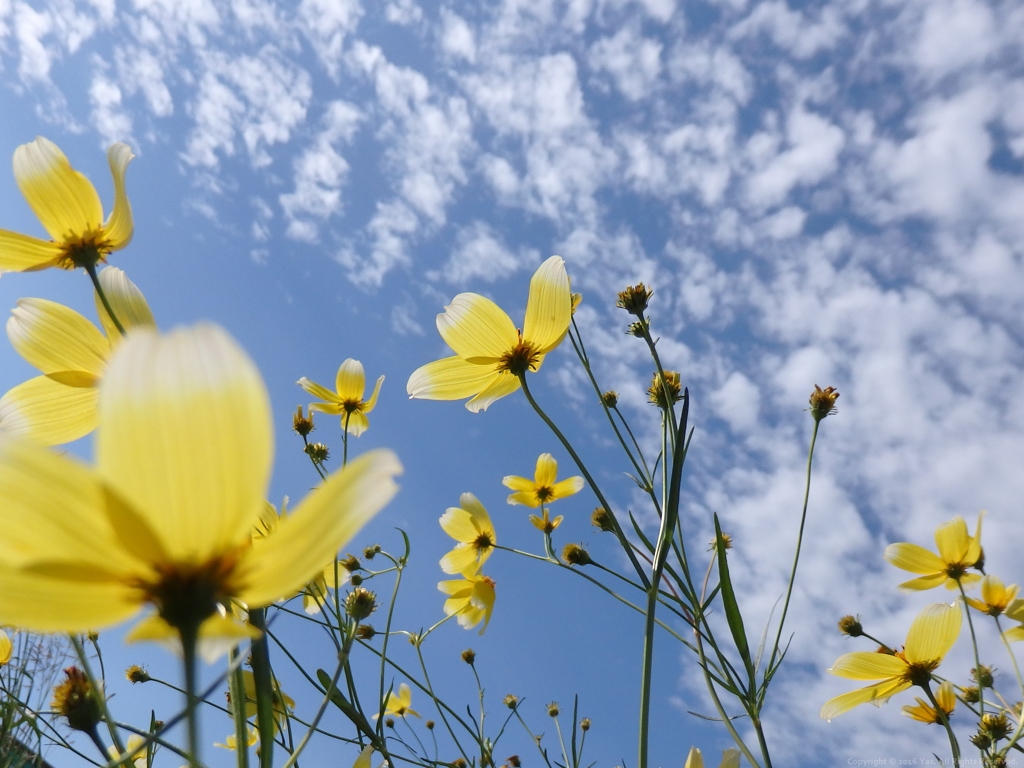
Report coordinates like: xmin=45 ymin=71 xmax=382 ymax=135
xmin=1 ymin=0 xmax=1023 ymax=765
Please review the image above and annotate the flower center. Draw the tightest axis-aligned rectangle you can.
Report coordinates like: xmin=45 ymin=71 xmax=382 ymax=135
xmin=496 ymin=332 xmax=541 ymax=377
xmin=473 ymin=532 xmax=494 ymax=553
xmin=535 ymin=485 xmax=554 ymax=503
xmin=342 ymin=398 xmax=363 ymax=414
xmin=906 ymin=659 xmax=941 ymax=688
xmin=137 ymin=553 xmax=244 ymax=634
xmin=58 ymin=229 xmax=114 ymax=270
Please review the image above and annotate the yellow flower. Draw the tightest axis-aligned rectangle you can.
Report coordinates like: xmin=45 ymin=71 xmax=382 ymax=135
xmin=884 ymin=515 xmax=984 ymax=591
xmin=298 ymin=358 xmax=384 ymax=437
xmin=503 ymin=453 xmax=584 ymax=508
xmin=902 ymin=680 xmax=956 ymax=724
xmin=0 ymin=324 xmax=402 ymax=645
xmin=0 ymin=137 xmax=134 ymax=272
xmin=0 ymin=629 xmax=12 ymax=665
xmin=683 ymin=747 xmax=741 ymax=768
xmin=1001 ymin=599 xmax=1024 ymax=642
xmin=215 ymin=727 xmax=259 ymax=751
xmin=406 ymin=255 xmax=571 ymax=412
xmin=353 ymin=746 xmax=375 ymax=768
xmin=820 ymin=603 xmax=961 ymax=720
xmin=376 ymin=683 xmax=420 ymax=719
xmin=965 ymin=575 xmax=1019 ymax=616
xmin=438 ymin=569 xmax=496 ymax=634
xmin=232 ymin=669 xmax=294 ymax=735
xmin=529 ymin=508 xmax=564 ymax=534
xmin=108 ymin=734 xmax=150 ymax=768
xmin=0 ymin=267 xmax=154 ymax=446
xmin=439 ymin=493 xmax=496 ymax=575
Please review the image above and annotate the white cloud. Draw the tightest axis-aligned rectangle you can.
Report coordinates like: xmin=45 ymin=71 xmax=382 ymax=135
xmin=588 ymin=23 xmax=662 ymax=101
xmin=912 ymin=0 xmax=995 ymax=79
xmin=440 ymin=8 xmax=475 ymax=63
xmin=296 ymin=0 xmax=362 ymax=77
xmin=729 ymin=0 xmax=845 ymax=59
xmin=709 ymin=370 xmax=759 ymax=432
xmin=431 ymin=221 xmax=539 ymax=284
xmin=89 ymin=70 xmax=133 ymax=146
xmin=385 ymin=0 xmax=422 ymax=26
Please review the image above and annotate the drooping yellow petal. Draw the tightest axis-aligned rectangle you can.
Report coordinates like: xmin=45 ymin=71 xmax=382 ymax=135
xmin=0 ymin=375 xmax=99 ymax=445
xmin=364 ymin=375 xmax=384 ymax=413
xmin=13 ymin=137 xmax=103 ymax=242
xmin=102 ymin=143 xmax=135 ymax=249
xmin=436 ymin=293 xmax=518 ymax=360
xmin=7 ymin=298 xmax=108 ymax=381
xmin=0 ymin=229 xmax=63 ymax=271
xmin=407 ymin=356 xmax=499 ymax=401
xmin=335 ymin=358 xmax=366 ymax=400
xmin=884 ymin=543 xmax=947 ymax=576
xmin=828 ymin=652 xmax=908 ymax=681
xmin=933 ymin=517 xmax=970 ymax=564
xmin=96 ymin=266 xmax=154 ymax=342
xmin=125 ymin=613 xmax=259 ymax=662
xmin=97 ymin=325 xmax=273 ymax=562
xmin=897 ymin=574 xmax=952 ymax=591
xmin=820 ymin=680 xmax=910 ymax=721
xmin=465 ymin=370 xmax=520 ymax=412
xmin=353 ymin=746 xmax=374 ymax=768
xmin=903 ymin=602 xmax=961 ymax=665
xmin=964 ymin=513 xmax=984 ymax=566
xmin=534 ymin=453 xmax=558 ymax=487
xmin=522 ymin=255 xmax=570 ymax=353
xmin=298 ymin=377 xmax=340 ymax=404
xmin=236 ymin=449 xmax=401 ymax=607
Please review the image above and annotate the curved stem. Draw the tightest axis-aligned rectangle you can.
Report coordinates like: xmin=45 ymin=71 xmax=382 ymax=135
xmin=84 ymin=262 xmax=126 ymax=336
xmin=923 ymin=681 xmax=960 ymax=764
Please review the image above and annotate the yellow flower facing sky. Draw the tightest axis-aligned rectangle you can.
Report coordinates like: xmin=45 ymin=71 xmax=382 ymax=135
xmin=0 ymin=324 xmax=402 ymax=647
xmin=503 ymin=453 xmax=584 ymax=508
xmin=884 ymin=515 xmax=984 ymax=591
xmin=298 ymin=358 xmax=384 ymax=437
xmin=0 ymin=266 xmax=154 ymax=446
xmin=406 ymin=255 xmax=571 ymax=412
xmin=965 ymin=574 xmax=1019 ymax=617
xmin=439 ymin=492 xmax=496 ymax=575
xmin=0 ymin=137 xmax=134 ymax=272
xmin=820 ymin=602 xmax=961 ymax=720
xmin=438 ymin=568 xmax=496 ymax=634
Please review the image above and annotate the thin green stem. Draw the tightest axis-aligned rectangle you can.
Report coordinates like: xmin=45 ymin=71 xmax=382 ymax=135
xmin=249 ymin=609 xmax=276 ymax=768
xmin=282 ymin=641 xmax=353 ymax=768
xmin=84 ymin=262 xmax=126 ymax=336
xmin=229 ymin=649 xmax=251 ymax=768
xmin=923 ymin=681 xmax=960 ymax=764
xmin=957 ymin=583 xmax=986 ymax=724
xmin=71 ymin=636 xmax=125 ymax=757
xmin=179 ymin=624 xmax=202 ymax=768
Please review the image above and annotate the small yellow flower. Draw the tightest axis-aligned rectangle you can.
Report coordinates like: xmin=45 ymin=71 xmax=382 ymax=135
xmin=809 ymin=385 xmax=839 ymax=421
xmin=503 ymin=453 xmax=584 ymax=508
xmin=439 ymin=493 xmax=497 ymax=575
xmin=0 ymin=325 xmax=402 ymax=645
xmin=298 ymin=358 xmax=384 ymax=437
xmin=0 ymin=629 xmax=12 ymax=665
xmin=529 ymin=508 xmax=564 ymax=534
xmin=231 ymin=670 xmax=294 ymax=736
xmin=647 ymin=370 xmax=682 ymax=409
xmin=407 ymin=255 xmax=571 ymax=412
xmin=820 ymin=603 xmax=961 ymax=720
xmin=683 ymin=747 xmax=740 ymax=768
xmin=902 ymin=680 xmax=956 ymax=724
xmin=1001 ymin=599 xmax=1024 ymax=642
xmin=108 ymin=734 xmax=150 ymax=768
xmin=965 ymin=575 xmax=1019 ymax=616
xmin=438 ymin=569 xmax=496 ymax=634
xmin=0 ymin=137 xmax=134 ymax=272
xmin=0 ymin=267 xmax=154 ymax=446
xmin=884 ymin=515 xmax=984 ymax=590
xmin=215 ymin=727 xmax=259 ymax=751
xmin=376 ymin=683 xmax=420 ymax=719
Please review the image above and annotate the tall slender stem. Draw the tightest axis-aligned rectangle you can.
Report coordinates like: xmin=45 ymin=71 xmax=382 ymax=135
xmin=180 ymin=624 xmax=202 ymax=768
xmin=84 ymin=262 xmax=126 ymax=336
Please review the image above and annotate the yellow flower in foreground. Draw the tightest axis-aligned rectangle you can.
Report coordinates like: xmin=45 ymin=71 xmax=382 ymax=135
xmin=820 ymin=603 xmax=961 ymax=720
xmin=902 ymin=680 xmax=956 ymax=724
xmin=0 ymin=324 xmax=402 ymax=646
xmin=0 ymin=137 xmax=134 ymax=272
xmin=965 ymin=575 xmax=1019 ymax=616
xmin=884 ymin=515 xmax=984 ymax=591
xmin=439 ymin=569 xmax=496 ymax=634
xmin=0 ymin=266 xmax=154 ymax=446
xmin=503 ymin=453 xmax=584 ymax=508
xmin=439 ymin=493 xmax=496 ymax=575
xmin=377 ymin=683 xmax=420 ymax=719
xmin=406 ymin=255 xmax=571 ymax=412
xmin=683 ymin=747 xmax=741 ymax=768
xmin=108 ymin=734 xmax=150 ymax=768
xmin=0 ymin=629 xmax=12 ymax=665
xmin=298 ymin=358 xmax=384 ymax=437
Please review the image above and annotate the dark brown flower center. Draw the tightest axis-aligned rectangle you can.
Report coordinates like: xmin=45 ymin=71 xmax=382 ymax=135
xmin=137 ymin=553 xmax=244 ymax=634
xmin=58 ymin=229 xmax=114 ymax=270
xmin=496 ymin=333 xmax=541 ymax=377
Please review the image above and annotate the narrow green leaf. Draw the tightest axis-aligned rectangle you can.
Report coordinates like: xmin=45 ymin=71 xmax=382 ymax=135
xmin=713 ymin=514 xmax=756 ymax=690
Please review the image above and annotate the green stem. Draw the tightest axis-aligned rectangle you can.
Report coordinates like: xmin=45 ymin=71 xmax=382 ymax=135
xmin=923 ymin=681 xmax=960 ymax=764
xmin=957 ymin=583 xmax=986 ymax=724
xmin=180 ymin=624 xmax=202 ymax=768
xmin=70 ymin=636 xmax=125 ymax=757
xmin=84 ymin=262 xmax=126 ymax=336
xmin=282 ymin=641 xmax=353 ymax=768
xmin=249 ymin=609 xmax=276 ymax=768
xmin=229 ymin=649 xmax=251 ymax=768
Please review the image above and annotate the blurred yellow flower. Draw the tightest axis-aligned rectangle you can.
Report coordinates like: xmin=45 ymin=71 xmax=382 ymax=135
xmin=376 ymin=683 xmax=420 ymax=719
xmin=1001 ymin=599 xmax=1024 ymax=642
xmin=234 ymin=669 xmax=294 ymax=736
xmin=439 ymin=569 xmax=496 ymax=634
xmin=407 ymin=255 xmax=571 ymax=412
xmin=902 ymin=680 xmax=956 ymax=724
xmin=108 ymin=734 xmax=150 ymax=768
xmin=353 ymin=746 xmax=375 ymax=768
xmin=884 ymin=515 xmax=984 ymax=591
xmin=0 ymin=137 xmax=134 ymax=272
xmin=965 ymin=575 xmax=1019 ymax=616
xmin=0 ymin=324 xmax=402 ymax=645
xmin=215 ymin=727 xmax=259 ymax=751
xmin=0 ymin=629 xmax=12 ymax=665
xmin=503 ymin=453 xmax=584 ymax=508
xmin=683 ymin=747 xmax=740 ymax=768
xmin=440 ymin=492 xmax=496 ymax=575
xmin=821 ymin=603 xmax=961 ymax=720
xmin=0 ymin=267 xmax=154 ymax=446
xmin=298 ymin=358 xmax=384 ymax=437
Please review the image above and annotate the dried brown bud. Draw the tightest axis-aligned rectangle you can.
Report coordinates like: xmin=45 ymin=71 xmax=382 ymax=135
xmin=503 ymin=694 xmax=519 ymax=710
xmin=837 ymin=616 xmax=863 ymax=637
xmin=616 ymin=283 xmax=653 ymax=316
xmin=51 ymin=667 xmax=103 ymax=733
xmin=547 ymin=702 xmax=560 ymax=717
xmin=562 ymin=543 xmax=591 ymax=566
xmin=580 ymin=718 xmax=591 ymax=731
xmin=591 ymin=507 xmax=615 ymax=533
xmin=355 ymin=624 xmax=376 ymax=640
xmin=345 ymin=588 xmax=377 ymax=621
xmin=972 ymin=665 xmax=995 ymax=688
xmin=305 ymin=442 xmax=330 ymax=462
xmin=600 ymin=390 xmax=619 ymax=408
xmin=461 ymin=649 xmax=476 ymax=665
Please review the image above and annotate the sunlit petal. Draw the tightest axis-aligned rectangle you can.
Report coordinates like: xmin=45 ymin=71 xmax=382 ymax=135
xmin=898 ymin=574 xmax=949 ymax=591
xmin=502 ymin=475 xmax=535 ymax=494
xmin=440 ymin=546 xmax=479 ymax=576
xmin=550 ymin=476 xmax=585 ymax=499
xmin=98 ymin=325 xmax=272 ymax=562
xmin=903 ymin=602 xmax=961 ymax=664
xmin=535 ymin=453 xmax=558 ymax=486
xmin=8 ymin=298 xmax=107 ymax=379
xmin=933 ymin=517 xmax=969 ymax=564
xmin=13 ymin=137 xmax=102 ymax=241
xmin=507 ymin=491 xmax=540 ymax=507
xmin=364 ymin=375 xmax=384 ymax=413
xmin=0 ymin=375 xmax=99 ymax=445
xmin=298 ymin=377 xmax=340 ymax=404
xmin=335 ymin=359 xmax=366 ymax=400
xmin=407 ymin=356 xmax=499 ymax=400
xmin=96 ymin=266 xmax=154 ymax=342
xmin=683 ymin=747 xmax=703 ymax=768
xmin=820 ymin=681 xmax=909 ymax=721
xmin=523 ymin=256 xmax=570 ymax=353
xmin=103 ymin=143 xmax=135 ymax=249
xmin=828 ymin=652 xmax=908 ymax=680
xmin=884 ymin=543 xmax=946 ymax=576
xmin=465 ymin=371 xmax=520 ymax=412
xmin=343 ymin=411 xmax=370 ymax=437
xmin=0 ymin=229 xmax=63 ymax=271
xmin=436 ymin=293 xmax=517 ymax=359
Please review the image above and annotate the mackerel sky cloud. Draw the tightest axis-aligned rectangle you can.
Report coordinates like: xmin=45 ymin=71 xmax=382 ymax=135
xmin=1 ymin=0 xmax=1022 ymax=765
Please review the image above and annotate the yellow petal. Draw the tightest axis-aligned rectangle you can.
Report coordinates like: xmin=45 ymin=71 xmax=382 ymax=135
xmin=934 ymin=517 xmax=969 ymax=564
xmin=364 ymin=375 xmax=384 ymax=413
xmin=820 ymin=680 xmax=910 ymax=721
xmin=298 ymin=376 xmax=340 ymax=403
xmin=683 ymin=747 xmax=704 ymax=768
xmin=440 ymin=506 xmax=480 ymax=543
xmin=535 ymin=453 xmax=558 ymax=486
xmin=0 ymin=229 xmax=63 ymax=271
xmin=1004 ymin=626 xmax=1024 ymax=642
xmin=550 ymin=476 xmax=584 ymax=500
xmin=502 ymin=475 xmax=535 ymax=493
xmin=897 ymin=574 xmax=949 ymax=591
xmin=236 ymin=449 xmax=401 ymax=607
xmin=335 ymin=359 xmax=366 ymax=400
xmin=0 ymin=630 xmax=13 ymax=665
xmin=343 ymin=410 xmax=370 ymax=437
xmin=97 ymin=325 xmax=273 ymax=562
xmin=436 ymin=293 xmax=517 ymax=360
xmin=508 ymin=490 xmax=541 ymax=507
xmin=125 ymin=613 xmax=260 ymax=662
xmin=407 ymin=356 xmax=498 ymax=400
xmin=8 ymin=298 xmax=108 ymax=379
xmin=828 ymin=651 xmax=908 ymax=681
xmin=522 ymin=255 xmax=570 ymax=353
xmin=903 ymin=602 xmax=961 ymax=665
xmin=884 ymin=543 xmax=946 ymax=576
xmin=964 ymin=512 xmax=984 ymax=566
xmin=465 ymin=370 xmax=520 ymax=412
xmin=96 ymin=266 xmax=155 ymax=342
xmin=440 ymin=545 xmax=480 ymax=576
xmin=719 ymin=749 xmax=741 ymax=768
xmin=354 ymin=746 xmax=374 ymax=768
xmin=103 ymin=143 xmax=134 ymax=249
xmin=934 ymin=680 xmax=956 ymax=713
xmin=13 ymin=137 xmax=103 ymax=241
xmin=0 ymin=375 xmax=99 ymax=445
